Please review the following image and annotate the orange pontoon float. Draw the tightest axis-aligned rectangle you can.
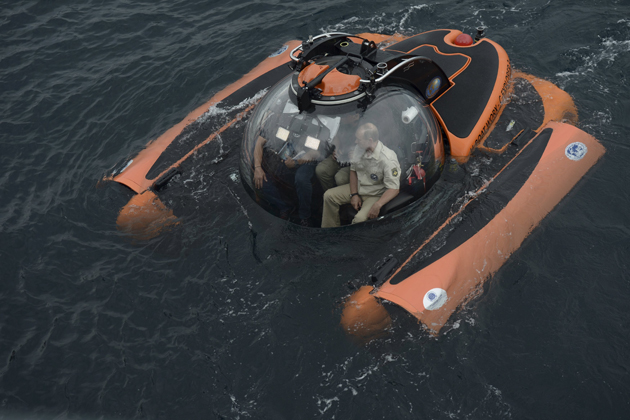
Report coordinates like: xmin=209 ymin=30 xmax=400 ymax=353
xmin=106 ymin=29 xmax=604 ymax=338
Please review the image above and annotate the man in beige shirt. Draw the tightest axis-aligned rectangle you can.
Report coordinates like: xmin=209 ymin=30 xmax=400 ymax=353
xmin=321 ymin=123 xmax=401 ymax=228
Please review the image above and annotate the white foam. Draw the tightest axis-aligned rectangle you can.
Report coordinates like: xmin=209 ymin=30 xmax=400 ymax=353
xmin=205 ymin=88 xmax=269 ymax=120
xmin=320 ymin=5 xmax=433 ymax=36
xmin=316 ymin=396 xmax=339 ymax=414
xmin=556 ymin=36 xmax=630 ymax=80
xmin=398 ymin=5 xmax=429 ymax=32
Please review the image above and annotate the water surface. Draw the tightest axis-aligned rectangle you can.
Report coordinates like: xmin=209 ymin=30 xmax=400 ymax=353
xmin=1 ymin=1 xmax=629 ymax=419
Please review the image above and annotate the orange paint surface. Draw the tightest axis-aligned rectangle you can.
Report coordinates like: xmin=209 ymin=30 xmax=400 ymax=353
xmin=297 ymin=63 xmax=330 ymax=85
xmin=340 ymin=286 xmax=392 ymax=342
xmin=116 ymin=190 xmax=179 ymax=240
xmin=317 ymin=69 xmax=361 ymax=96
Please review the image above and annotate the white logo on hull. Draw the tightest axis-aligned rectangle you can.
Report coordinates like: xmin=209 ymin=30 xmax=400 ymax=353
xmin=423 ymin=288 xmax=448 ymax=310
xmin=269 ymin=45 xmax=288 ymax=57
xmin=565 ymin=142 xmax=588 ymax=161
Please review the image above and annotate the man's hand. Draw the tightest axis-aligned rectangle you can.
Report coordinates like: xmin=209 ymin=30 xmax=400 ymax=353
xmin=351 ymin=195 xmax=362 ymax=211
xmin=367 ymin=188 xmax=399 ymax=219
xmin=254 ymin=167 xmax=267 ymax=189
xmin=284 ymin=157 xmax=296 ymax=169
xmin=367 ymin=202 xmax=382 ymax=219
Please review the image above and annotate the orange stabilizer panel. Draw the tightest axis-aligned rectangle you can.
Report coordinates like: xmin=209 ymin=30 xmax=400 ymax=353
xmin=112 ymin=40 xmax=302 ymax=194
xmin=514 ymin=71 xmax=578 ymax=127
xmin=340 ymin=286 xmax=392 ymax=342
xmin=374 ymin=122 xmax=605 ymax=332
xmin=116 ymin=190 xmax=179 ymax=240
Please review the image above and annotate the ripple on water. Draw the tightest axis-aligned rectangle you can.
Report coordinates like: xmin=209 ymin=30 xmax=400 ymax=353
xmin=0 ymin=1 xmax=629 ymax=419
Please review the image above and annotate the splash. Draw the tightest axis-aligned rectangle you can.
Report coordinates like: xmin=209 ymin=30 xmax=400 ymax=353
xmin=320 ymin=5 xmax=432 ymax=35
xmin=204 ymin=88 xmax=269 ymax=121
xmin=398 ymin=5 xmax=430 ymax=32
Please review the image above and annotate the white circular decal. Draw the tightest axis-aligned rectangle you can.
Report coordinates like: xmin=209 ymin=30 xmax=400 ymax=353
xmin=269 ymin=44 xmax=288 ymax=57
xmin=423 ymin=288 xmax=448 ymax=311
xmin=565 ymin=142 xmax=588 ymax=161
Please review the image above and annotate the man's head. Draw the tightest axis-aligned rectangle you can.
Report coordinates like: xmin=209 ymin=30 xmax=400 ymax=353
xmin=355 ymin=122 xmax=379 ymax=151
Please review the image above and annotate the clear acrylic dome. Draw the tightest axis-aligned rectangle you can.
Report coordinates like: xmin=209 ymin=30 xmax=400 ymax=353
xmin=240 ymin=74 xmax=445 ymax=222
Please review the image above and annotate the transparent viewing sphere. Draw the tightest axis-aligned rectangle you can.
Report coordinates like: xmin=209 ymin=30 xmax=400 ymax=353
xmin=240 ymin=74 xmax=445 ymax=224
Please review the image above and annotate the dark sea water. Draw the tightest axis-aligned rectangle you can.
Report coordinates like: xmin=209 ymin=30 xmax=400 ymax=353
xmin=1 ymin=0 xmax=629 ymax=419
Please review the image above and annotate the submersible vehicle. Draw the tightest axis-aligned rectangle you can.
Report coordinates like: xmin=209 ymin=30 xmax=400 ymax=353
xmin=107 ymin=29 xmax=604 ymax=338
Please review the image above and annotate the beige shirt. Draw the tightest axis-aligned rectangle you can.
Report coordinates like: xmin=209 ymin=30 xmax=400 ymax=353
xmin=350 ymin=141 xmax=401 ymax=196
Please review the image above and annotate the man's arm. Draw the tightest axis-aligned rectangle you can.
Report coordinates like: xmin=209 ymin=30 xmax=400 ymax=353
xmin=349 ymin=170 xmax=362 ymax=211
xmin=367 ymin=188 xmax=399 ymax=219
xmin=367 ymin=157 xmax=401 ymax=219
xmin=253 ymin=136 xmax=267 ymax=189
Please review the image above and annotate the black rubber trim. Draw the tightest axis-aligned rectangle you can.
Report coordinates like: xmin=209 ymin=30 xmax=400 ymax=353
xmin=406 ymin=45 xmax=468 ymax=79
xmin=389 ymin=128 xmax=553 ymax=285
